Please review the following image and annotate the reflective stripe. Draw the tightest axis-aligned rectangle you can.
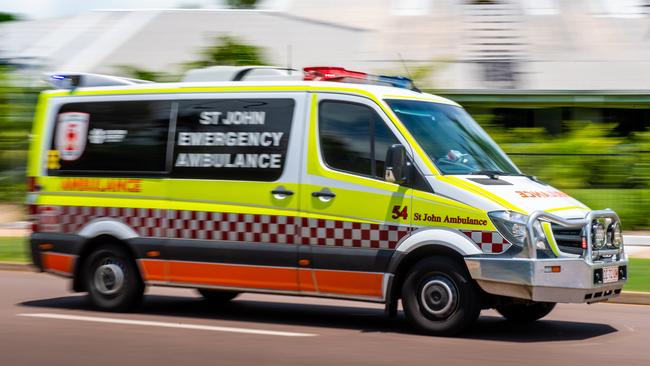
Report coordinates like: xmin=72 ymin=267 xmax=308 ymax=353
xmin=459 ymin=230 xmax=511 ymax=254
xmin=439 ymin=175 xmax=524 ymax=213
xmin=41 ymin=252 xmax=75 ymax=275
xmin=167 ymin=261 xmax=298 ymax=291
xmin=138 ymin=259 xmax=166 ymax=281
xmin=542 ymin=221 xmax=561 ymax=257
xmin=546 ymin=205 xmax=588 ymax=213
xmin=309 ymin=269 xmax=384 ymax=298
xmin=140 ymin=259 xmax=384 ymax=299
xmin=33 ymin=205 xmax=410 ymax=249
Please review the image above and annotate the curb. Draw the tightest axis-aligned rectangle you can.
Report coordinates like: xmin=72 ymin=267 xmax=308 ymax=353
xmin=608 ymin=291 xmax=650 ymax=306
xmin=0 ymin=262 xmax=35 ymax=272
xmin=624 ymin=235 xmax=650 ymax=246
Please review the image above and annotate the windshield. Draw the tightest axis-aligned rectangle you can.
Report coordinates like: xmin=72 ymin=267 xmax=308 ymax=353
xmin=386 ymin=99 xmax=520 ymax=175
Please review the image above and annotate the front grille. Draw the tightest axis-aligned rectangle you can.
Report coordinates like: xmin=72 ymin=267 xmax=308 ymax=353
xmin=551 ymin=224 xmax=584 ymax=255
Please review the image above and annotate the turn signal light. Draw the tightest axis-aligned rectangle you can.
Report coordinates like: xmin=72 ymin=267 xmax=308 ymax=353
xmin=544 ymin=266 xmax=561 ymax=273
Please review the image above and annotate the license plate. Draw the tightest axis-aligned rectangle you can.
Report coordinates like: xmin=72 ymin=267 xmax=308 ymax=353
xmin=603 ymin=266 xmax=619 ymax=283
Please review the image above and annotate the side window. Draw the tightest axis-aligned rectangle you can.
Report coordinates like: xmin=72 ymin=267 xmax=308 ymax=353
xmin=172 ymin=98 xmax=294 ymax=181
xmin=48 ymin=100 xmax=171 ymax=176
xmin=319 ymin=100 xmax=400 ymax=180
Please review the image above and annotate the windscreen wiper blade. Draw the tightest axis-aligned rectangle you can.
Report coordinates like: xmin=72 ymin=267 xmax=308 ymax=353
xmin=469 ymin=170 xmax=512 ymax=179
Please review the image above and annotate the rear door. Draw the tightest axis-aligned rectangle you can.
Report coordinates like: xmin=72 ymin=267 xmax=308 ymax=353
xmin=165 ymin=92 xmax=306 ymax=292
xmin=298 ymin=93 xmax=413 ymax=300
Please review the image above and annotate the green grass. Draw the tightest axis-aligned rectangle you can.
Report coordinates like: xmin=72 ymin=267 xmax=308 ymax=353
xmin=0 ymin=236 xmax=29 ymax=263
xmin=625 ymin=258 xmax=650 ymax=292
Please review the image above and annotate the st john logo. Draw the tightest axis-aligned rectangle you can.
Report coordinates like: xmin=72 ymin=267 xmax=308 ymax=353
xmin=55 ymin=112 xmax=89 ymax=161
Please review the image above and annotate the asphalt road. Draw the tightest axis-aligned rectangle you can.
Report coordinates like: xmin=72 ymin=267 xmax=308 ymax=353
xmin=1 ymin=271 xmax=649 ymax=366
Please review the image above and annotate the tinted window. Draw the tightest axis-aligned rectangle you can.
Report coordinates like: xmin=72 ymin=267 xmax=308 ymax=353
xmin=319 ymin=101 xmax=400 ymax=180
xmin=172 ymin=99 xmax=294 ymax=181
xmin=48 ymin=100 xmax=171 ymax=176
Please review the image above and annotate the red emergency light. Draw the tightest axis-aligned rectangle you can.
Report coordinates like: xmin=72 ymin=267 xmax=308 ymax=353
xmin=303 ymin=66 xmax=417 ymax=91
xmin=303 ymin=67 xmax=367 ymax=81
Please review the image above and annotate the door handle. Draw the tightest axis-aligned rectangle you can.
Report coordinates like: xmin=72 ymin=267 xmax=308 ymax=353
xmin=271 ymin=186 xmax=294 ymax=199
xmin=311 ymin=188 xmax=336 ymax=202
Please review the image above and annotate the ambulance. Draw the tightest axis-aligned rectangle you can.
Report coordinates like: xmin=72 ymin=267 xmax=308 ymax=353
xmin=27 ymin=66 xmax=627 ymax=335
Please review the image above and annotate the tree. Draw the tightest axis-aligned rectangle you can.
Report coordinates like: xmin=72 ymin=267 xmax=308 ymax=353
xmin=115 ymin=65 xmax=176 ymax=82
xmin=0 ymin=12 xmax=19 ymax=23
xmin=226 ymin=0 xmax=259 ymax=9
xmin=186 ymin=35 xmax=268 ymax=69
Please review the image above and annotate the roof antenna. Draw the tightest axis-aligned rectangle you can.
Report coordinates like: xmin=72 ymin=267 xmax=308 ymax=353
xmin=398 ymin=53 xmax=421 ymax=93
xmin=287 ymin=44 xmax=292 ymax=75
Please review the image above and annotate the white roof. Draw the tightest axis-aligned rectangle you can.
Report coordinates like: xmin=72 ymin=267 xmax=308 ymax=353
xmin=43 ymin=80 xmax=460 ymax=106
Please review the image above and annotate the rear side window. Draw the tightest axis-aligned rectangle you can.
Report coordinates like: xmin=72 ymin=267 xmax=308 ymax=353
xmin=48 ymin=100 xmax=171 ymax=176
xmin=172 ymin=98 xmax=294 ymax=181
xmin=319 ymin=100 xmax=400 ymax=180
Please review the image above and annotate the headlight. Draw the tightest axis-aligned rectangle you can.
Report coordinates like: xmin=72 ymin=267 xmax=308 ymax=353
xmin=592 ymin=221 xmax=606 ymax=249
xmin=488 ymin=211 xmax=528 ymax=246
xmin=609 ymin=222 xmax=623 ymax=249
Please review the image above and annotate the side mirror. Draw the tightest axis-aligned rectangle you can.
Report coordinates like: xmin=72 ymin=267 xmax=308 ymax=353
xmin=385 ymin=144 xmax=408 ymax=184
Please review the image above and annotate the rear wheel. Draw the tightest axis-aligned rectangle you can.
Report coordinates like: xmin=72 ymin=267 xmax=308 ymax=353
xmin=496 ymin=302 xmax=556 ymax=323
xmin=197 ymin=289 xmax=239 ymax=303
xmin=84 ymin=244 xmax=144 ymax=312
xmin=401 ymin=257 xmax=482 ymax=336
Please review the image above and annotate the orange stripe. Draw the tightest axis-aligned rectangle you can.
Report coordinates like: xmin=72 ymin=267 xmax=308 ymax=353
xmin=312 ymin=270 xmax=384 ymax=298
xmin=139 ymin=259 xmax=167 ymax=281
xmin=167 ymin=261 xmax=299 ymax=291
xmin=41 ymin=252 xmax=74 ymax=275
xmin=298 ymin=269 xmax=317 ymax=292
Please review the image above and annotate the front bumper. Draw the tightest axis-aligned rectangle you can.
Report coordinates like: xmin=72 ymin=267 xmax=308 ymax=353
xmin=465 ymin=209 xmax=627 ymax=304
xmin=465 ymin=256 xmax=627 ymax=303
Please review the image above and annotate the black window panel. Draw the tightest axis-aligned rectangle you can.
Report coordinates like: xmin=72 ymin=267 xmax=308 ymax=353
xmin=49 ymin=100 xmax=171 ymax=176
xmin=319 ymin=100 xmax=400 ymax=180
xmin=172 ymin=99 xmax=294 ymax=181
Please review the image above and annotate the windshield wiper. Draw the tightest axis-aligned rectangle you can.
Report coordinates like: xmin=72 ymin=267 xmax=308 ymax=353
xmin=469 ymin=170 xmax=516 ymax=179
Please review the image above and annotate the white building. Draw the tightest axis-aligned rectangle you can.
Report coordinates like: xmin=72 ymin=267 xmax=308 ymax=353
xmin=1 ymin=0 xmax=649 ymax=89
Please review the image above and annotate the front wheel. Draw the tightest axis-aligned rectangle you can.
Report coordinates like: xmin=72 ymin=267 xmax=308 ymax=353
xmin=401 ymin=257 xmax=482 ymax=336
xmin=84 ymin=244 xmax=144 ymax=312
xmin=496 ymin=302 xmax=556 ymax=323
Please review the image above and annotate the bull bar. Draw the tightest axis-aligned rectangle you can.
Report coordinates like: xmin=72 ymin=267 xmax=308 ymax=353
xmin=465 ymin=210 xmax=628 ymax=303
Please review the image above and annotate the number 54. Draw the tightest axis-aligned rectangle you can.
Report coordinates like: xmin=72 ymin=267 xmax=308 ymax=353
xmin=392 ymin=205 xmax=408 ymax=220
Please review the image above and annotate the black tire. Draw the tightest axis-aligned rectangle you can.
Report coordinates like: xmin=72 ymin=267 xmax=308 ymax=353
xmin=401 ymin=257 xmax=481 ymax=336
xmin=84 ymin=244 xmax=144 ymax=312
xmin=197 ymin=289 xmax=239 ymax=303
xmin=496 ymin=302 xmax=556 ymax=323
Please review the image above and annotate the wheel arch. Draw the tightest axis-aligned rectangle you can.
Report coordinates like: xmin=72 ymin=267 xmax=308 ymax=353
xmin=385 ymin=228 xmax=482 ymax=312
xmin=72 ymin=234 xmax=142 ymax=292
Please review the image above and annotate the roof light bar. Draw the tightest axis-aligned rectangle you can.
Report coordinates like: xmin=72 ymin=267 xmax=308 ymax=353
xmin=303 ymin=66 xmax=417 ymax=91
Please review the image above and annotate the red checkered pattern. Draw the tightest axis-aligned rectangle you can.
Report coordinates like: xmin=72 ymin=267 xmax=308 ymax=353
xmin=36 ymin=205 xmax=166 ymax=238
xmin=35 ymin=205 xmax=410 ymax=249
xmin=461 ymin=230 xmax=511 ymax=254
xmin=300 ymin=218 xmax=410 ymax=249
xmin=169 ymin=210 xmax=299 ymax=244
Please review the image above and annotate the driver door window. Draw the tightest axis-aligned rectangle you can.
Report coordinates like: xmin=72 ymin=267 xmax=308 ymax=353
xmin=319 ymin=101 xmax=400 ymax=181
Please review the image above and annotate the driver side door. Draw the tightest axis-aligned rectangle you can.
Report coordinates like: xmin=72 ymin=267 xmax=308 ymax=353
xmin=298 ymin=93 xmax=413 ymax=300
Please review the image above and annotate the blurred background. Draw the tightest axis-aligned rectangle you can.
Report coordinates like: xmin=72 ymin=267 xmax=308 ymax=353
xmin=1 ymin=0 xmax=650 ymax=229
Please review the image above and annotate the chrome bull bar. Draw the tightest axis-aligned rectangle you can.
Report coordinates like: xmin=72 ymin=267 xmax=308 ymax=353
xmin=465 ymin=209 xmax=627 ymax=303
xmin=519 ymin=209 xmax=623 ymax=262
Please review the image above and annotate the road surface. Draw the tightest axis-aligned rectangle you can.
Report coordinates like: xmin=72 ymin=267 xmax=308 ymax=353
xmin=1 ymin=271 xmax=649 ymax=366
